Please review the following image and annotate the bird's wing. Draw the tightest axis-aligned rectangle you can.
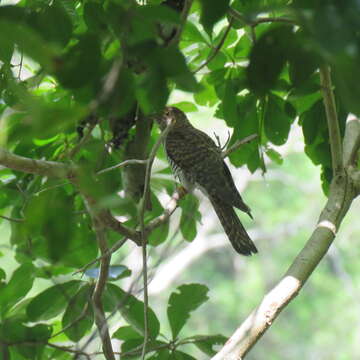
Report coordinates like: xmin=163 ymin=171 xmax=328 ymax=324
xmin=166 ymin=129 xmax=247 ymax=207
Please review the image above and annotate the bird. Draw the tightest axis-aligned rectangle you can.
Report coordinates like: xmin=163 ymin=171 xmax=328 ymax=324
xmin=155 ymin=107 xmax=258 ymax=255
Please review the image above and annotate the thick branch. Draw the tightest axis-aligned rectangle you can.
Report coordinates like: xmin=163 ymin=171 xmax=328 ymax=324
xmin=0 ymin=147 xmax=73 ymax=178
xmin=320 ymin=65 xmax=343 ymax=174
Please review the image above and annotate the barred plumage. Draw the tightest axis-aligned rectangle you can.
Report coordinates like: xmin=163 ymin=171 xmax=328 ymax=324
xmin=156 ymin=107 xmax=257 ymax=256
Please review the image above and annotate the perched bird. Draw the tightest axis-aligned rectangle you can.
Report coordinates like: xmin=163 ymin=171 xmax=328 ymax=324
xmin=156 ymin=107 xmax=258 ymax=255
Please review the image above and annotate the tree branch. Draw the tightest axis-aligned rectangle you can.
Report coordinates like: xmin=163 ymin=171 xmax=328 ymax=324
xmin=97 ymin=159 xmax=148 ymax=175
xmin=145 ymin=188 xmax=185 ymax=233
xmin=320 ymin=65 xmax=343 ymax=174
xmin=222 ymin=134 xmax=258 ymax=159
xmin=0 ymin=146 xmax=141 ymax=243
xmin=85 ymin=199 xmax=115 ymax=360
xmin=165 ymin=0 xmax=194 ymax=47
xmin=0 ymin=214 xmax=24 ymax=223
xmin=0 ymin=147 xmax=73 ymax=178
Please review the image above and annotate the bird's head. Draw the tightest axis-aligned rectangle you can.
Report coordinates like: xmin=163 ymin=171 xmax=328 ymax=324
xmin=155 ymin=106 xmax=190 ymax=130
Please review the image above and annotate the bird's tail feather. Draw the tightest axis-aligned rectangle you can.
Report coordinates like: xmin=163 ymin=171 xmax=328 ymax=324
xmin=210 ymin=197 xmax=257 ymax=255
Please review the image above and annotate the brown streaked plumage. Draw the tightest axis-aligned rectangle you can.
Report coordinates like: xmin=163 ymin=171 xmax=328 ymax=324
xmin=156 ymin=107 xmax=257 ymax=255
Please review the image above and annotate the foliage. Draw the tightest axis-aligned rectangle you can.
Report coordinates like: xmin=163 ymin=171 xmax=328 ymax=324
xmin=0 ymin=0 xmax=359 ymax=359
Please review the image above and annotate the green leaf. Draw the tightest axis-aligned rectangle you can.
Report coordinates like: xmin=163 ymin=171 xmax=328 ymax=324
xmin=0 ymin=263 xmax=35 ymax=317
xmin=104 ymin=284 xmax=160 ymax=340
xmin=26 ymin=280 xmax=81 ymax=321
xmin=0 ymin=319 xmax=51 ymax=358
xmin=300 ymin=100 xmax=326 ymax=145
xmin=83 ymin=2 xmax=107 ymax=32
xmin=186 ymin=334 xmax=227 ymax=356
xmin=55 ymin=33 xmax=102 ymax=89
xmin=167 ymin=283 xmax=209 ymax=339
xmin=136 ymin=67 xmax=169 ymax=114
xmin=227 ymin=94 xmax=259 ymax=167
xmin=62 ymin=284 xmax=94 ymax=342
xmin=60 ymin=220 xmax=98 ymax=269
xmin=0 ymin=20 xmax=55 ymax=71
xmin=160 ymin=46 xmax=200 ymax=92
xmin=289 ymin=48 xmax=319 ymax=87
xmin=179 ymin=194 xmax=201 ymax=242
xmin=193 ymin=79 xmax=218 ymax=106
xmin=23 ymin=187 xmax=76 ymax=263
xmin=171 ymin=102 xmax=198 ymax=113
xmin=0 ymin=268 xmax=5 ymax=281
xmin=247 ymin=147 xmax=261 ymax=173
xmin=29 ymin=2 xmax=73 ymax=46
xmin=148 ymin=221 xmax=170 ymax=246
xmin=247 ymin=25 xmax=294 ymax=95
xmin=264 ymin=94 xmax=292 ymax=145
xmin=199 ymin=0 xmax=230 ymax=35
xmin=234 ymin=34 xmax=252 ymax=59
xmin=266 ymin=148 xmax=283 ymax=165
xmin=112 ymin=325 xmax=142 ymax=341
xmin=182 ymin=20 xmax=209 ymax=44
xmin=222 ymin=80 xmax=238 ymax=127
xmin=169 ymin=351 xmax=197 ymax=359
xmin=305 ymin=142 xmax=332 ymax=168
xmin=147 ymin=348 xmax=171 ymax=359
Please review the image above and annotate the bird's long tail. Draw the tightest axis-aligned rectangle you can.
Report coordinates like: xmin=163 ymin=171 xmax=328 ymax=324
xmin=209 ymin=197 xmax=257 ymax=255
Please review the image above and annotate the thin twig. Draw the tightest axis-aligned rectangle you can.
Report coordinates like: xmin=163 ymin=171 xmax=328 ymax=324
xmin=193 ymin=17 xmax=234 ymax=74
xmin=228 ymin=7 xmax=296 ymax=27
xmin=222 ymin=134 xmax=258 ymax=158
xmin=17 ymin=51 xmax=24 ymax=80
xmin=97 ymin=159 xmax=148 ymax=175
xmin=167 ymin=0 xmax=194 ymax=47
xmin=0 ymin=214 xmax=24 ymax=223
xmin=139 ymin=121 xmax=175 ymax=359
xmin=145 ymin=187 xmax=185 ymax=233
xmin=252 ymin=16 xmax=295 ymax=26
xmin=73 ymin=237 xmax=128 ymax=276
xmin=319 ymin=65 xmax=343 ymax=174
xmin=35 ymin=181 xmax=71 ymax=195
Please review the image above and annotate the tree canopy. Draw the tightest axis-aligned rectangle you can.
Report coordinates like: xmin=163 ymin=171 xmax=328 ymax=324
xmin=0 ymin=0 xmax=360 ymax=359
